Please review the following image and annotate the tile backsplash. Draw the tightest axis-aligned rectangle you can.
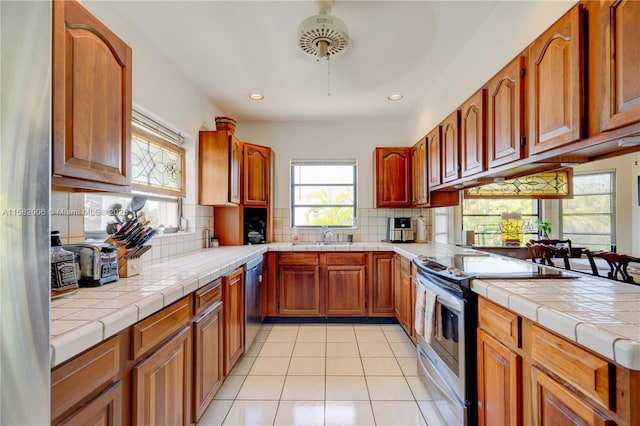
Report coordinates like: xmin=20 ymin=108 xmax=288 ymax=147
xmin=50 ymin=191 xmax=213 ymax=263
xmin=272 ymin=208 xmax=432 ymax=243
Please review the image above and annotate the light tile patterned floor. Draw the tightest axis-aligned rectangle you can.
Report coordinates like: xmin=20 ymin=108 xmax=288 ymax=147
xmin=196 ymin=323 xmax=452 ymax=426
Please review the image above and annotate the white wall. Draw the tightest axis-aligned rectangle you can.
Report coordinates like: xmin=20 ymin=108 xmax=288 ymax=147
xmin=236 ymin=120 xmax=407 ymax=209
xmin=405 ymin=0 xmax=576 ymax=142
xmin=84 ymin=1 xmax=222 ymax=205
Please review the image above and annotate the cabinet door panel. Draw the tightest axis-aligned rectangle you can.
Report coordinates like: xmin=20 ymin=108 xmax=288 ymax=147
xmin=477 ymin=330 xmax=521 ymax=426
xmin=461 ymin=90 xmax=487 ymax=177
xmin=400 ymin=272 xmax=412 ymax=334
xmin=223 ymin=269 xmax=244 ymax=374
xmin=52 ymin=0 xmax=131 ymax=190
xmin=56 ymin=381 xmax=122 ymax=426
xmin=279 ymin=265 xmax=322 ymax=316
xmin=601 ymin=0 xmax=640 ymax=131
xmin=325 ymin=265 xmax=366 ymax=316
xmin=230 ymin=137 xmax=242 ymax=204
xmin=243 ymin=143 xmax=270 ymax=206
xmin=487 ymin=57 xmax=525 ymax=168
xmin=412 ymin=139 xmax=428 ymax=206
xmin=375 ymin=148 xmax=411 ymax=207
xmin=529 ymin=5 xmax=585 ymax=154
xmin=531 ymin=367 xmax=614 ymax=426
xmin=371 ymin=253 xmax=394 ymax=315
xmin=442 ymin=110 xmax=461 ymax=183
xmin=133 ymin=326 xmax=191 ymax=426
xmin=193 ymin=303 xmax=224 ymax=423
xmin=427 ymin=127 xmax=442 ymax=187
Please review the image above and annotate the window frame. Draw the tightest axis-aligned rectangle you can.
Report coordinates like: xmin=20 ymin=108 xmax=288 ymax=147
xmin=290 ymin=159 xmax=358 ymax=228
xmin=131 ymin=125 xmax=186 ymax=198
xmin=559 ymin=170 xmax=616 ymax=251
xmin=461 ymin=197 xmax=541 ymax=246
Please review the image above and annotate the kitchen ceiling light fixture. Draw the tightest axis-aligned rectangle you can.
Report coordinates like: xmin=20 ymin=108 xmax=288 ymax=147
xmin=248 ymin=93 xmax=264 ymax=100
xmin=298 ymin=0 xmax=349 ymax=96
xmin=388 ymin=94 xmax=403 ymax=101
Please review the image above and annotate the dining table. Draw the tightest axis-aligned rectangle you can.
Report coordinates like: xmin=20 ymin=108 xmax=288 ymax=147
xmin=567 ymin=256 xmax=640 ymax=282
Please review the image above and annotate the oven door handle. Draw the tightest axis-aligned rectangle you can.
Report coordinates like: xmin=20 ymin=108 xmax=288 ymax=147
xmin=416 ymin=275 xmax=465 ymax=314
xmin=419 ymin=347 xmax=466 ymax=410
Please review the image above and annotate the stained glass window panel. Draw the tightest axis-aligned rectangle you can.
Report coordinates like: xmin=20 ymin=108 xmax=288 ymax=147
xmin=131 ymin=129 xmax=185 ymax=197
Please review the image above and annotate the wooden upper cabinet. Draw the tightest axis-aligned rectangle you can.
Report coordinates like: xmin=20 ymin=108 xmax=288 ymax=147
xmin=528 ymin=4 xmax=585 ymax=155
xmin=427 ymin=126 xmax=442 ymax=187
xmin=487 ymin=57 xmax=525 ymax=168
xmin=52 ymin=0 xmax=132 ymax=191
xmin=199 ymin=131 xmax=241 ymax=206
xmin=461 ymin=89 xmax=487 ymax=177
xmin=600 ymin=0 xmax=640 ymax=131
xmin=243 ymin=143 xmax=271 ymax=206
xmin=374 ymin=147 xmax=411 ymax=208
xmin=411 ymin=138 xmax=428 ymax=206
xmin=229 ymin=137 xmax=242 ymax=204
xmin=442 ymin=110 xmax=461 ymax=183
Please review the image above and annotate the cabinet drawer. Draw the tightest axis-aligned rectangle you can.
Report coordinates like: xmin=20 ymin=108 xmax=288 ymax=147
xmin=321 ymin=252 xmax=366 ymax=265
xmin=51 ymin=335 xmax=120 ymax=421
xmin=478 ymin=297 xmax=520 ymax=349
xmin=278 ymin=252 xmax=319 ymax=265
xmin=531 ymin=324 xmax=614 ymax=410
xmin=195 ymin=278 xmax=222 ymax=316
xmin=132 ymin=295 xmax=192 ymax=359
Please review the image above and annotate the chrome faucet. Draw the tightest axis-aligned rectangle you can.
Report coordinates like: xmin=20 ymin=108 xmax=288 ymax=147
xmin=320 ymin=226 xmax=334 ymax=243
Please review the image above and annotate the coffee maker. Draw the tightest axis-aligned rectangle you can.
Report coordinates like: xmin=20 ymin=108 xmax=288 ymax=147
xmin=387 ymin=217 xmax=414 ymax=242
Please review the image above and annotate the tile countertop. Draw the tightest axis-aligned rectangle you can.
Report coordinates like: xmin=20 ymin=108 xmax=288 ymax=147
xmin=50 ymin=242 xmax=640 ymax=371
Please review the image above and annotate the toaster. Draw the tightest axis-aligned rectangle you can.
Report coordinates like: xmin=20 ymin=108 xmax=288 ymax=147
xmin=63 ymin=243 xmax=119 ymax=287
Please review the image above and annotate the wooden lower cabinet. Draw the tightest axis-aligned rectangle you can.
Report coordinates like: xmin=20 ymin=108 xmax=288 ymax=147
xmin=51 ymin=335 xmax=121 ymax=424
xmin=370 ymin=253 xmax=395 ymax=316
xmin=531 ymin=367 xmax=614 ymax=426
xmin=394 ymin=255 xmax=414 ymax=338
xmin=279 ymin=264 xmax=322 ymax=315
xmin=477 ymin=329 xmax=521 ymax=426
xmin=276 ymin=252 xmax=369 ymax=317
xmin=56 ymin=381 xmax=122 ymax=426
xmin=192 ymin=301 xmax=224 ymax=423
xmin=478 ymin=297 xmax=637 ymax=426
xmin=324 ymin=265 xmax=366 ymax=316
xmin=223 ymin=267 xmax=244 ymax=375
xmin=132 ymin=326 xmax=191 ymax=426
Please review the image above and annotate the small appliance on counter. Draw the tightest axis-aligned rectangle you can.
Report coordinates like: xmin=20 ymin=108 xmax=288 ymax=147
xmin=244 ymin=207 xmax=267 ymax=245
xmin=387 ymin=217 xmax=414 ymax=243
xmin=63 ymin=242 xmax=119 ymax=287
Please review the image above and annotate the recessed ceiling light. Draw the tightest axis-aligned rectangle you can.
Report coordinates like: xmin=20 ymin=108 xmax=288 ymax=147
xmin=248 ymin=93 xmax=264 ymax=100
xmin=387 ymin=94 xmax=403 ymax=101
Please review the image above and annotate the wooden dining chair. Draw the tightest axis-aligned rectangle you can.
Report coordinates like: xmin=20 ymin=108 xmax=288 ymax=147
xmin=584 ymin=250 xmax=638 ymax=284
xmin=530 ymin=238 xmax=574 ymax=256
xmin=526 ymin=242 xmax=571 ymax=269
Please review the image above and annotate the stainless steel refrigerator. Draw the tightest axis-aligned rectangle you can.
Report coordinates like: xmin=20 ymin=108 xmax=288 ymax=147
xmin=1 ymin=1 xmax=51 ymax=424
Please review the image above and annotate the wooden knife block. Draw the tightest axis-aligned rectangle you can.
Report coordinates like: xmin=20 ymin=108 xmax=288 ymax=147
xmin=105 ymin=238 xmax=143 ymax=278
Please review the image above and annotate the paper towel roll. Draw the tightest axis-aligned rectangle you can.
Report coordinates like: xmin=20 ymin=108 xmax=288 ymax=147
xmin=414 ymin=216 xmax=427 ymax=242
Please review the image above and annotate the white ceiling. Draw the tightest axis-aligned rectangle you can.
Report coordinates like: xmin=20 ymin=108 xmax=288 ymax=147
xmin=92 ymin=1 xmax=561 ymax=122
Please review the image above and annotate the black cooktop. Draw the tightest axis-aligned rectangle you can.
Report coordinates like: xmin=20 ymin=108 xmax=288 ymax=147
xmin=416 ymin=253 xmax=579 ymax=279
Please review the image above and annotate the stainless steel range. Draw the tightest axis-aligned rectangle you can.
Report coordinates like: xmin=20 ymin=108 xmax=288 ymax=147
xmin=412 ymin=252 xmax=578 ymax=426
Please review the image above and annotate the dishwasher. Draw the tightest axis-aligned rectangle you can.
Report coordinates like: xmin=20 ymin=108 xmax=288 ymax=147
xmin=244 ymin=256 xmax=263 ymax=352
